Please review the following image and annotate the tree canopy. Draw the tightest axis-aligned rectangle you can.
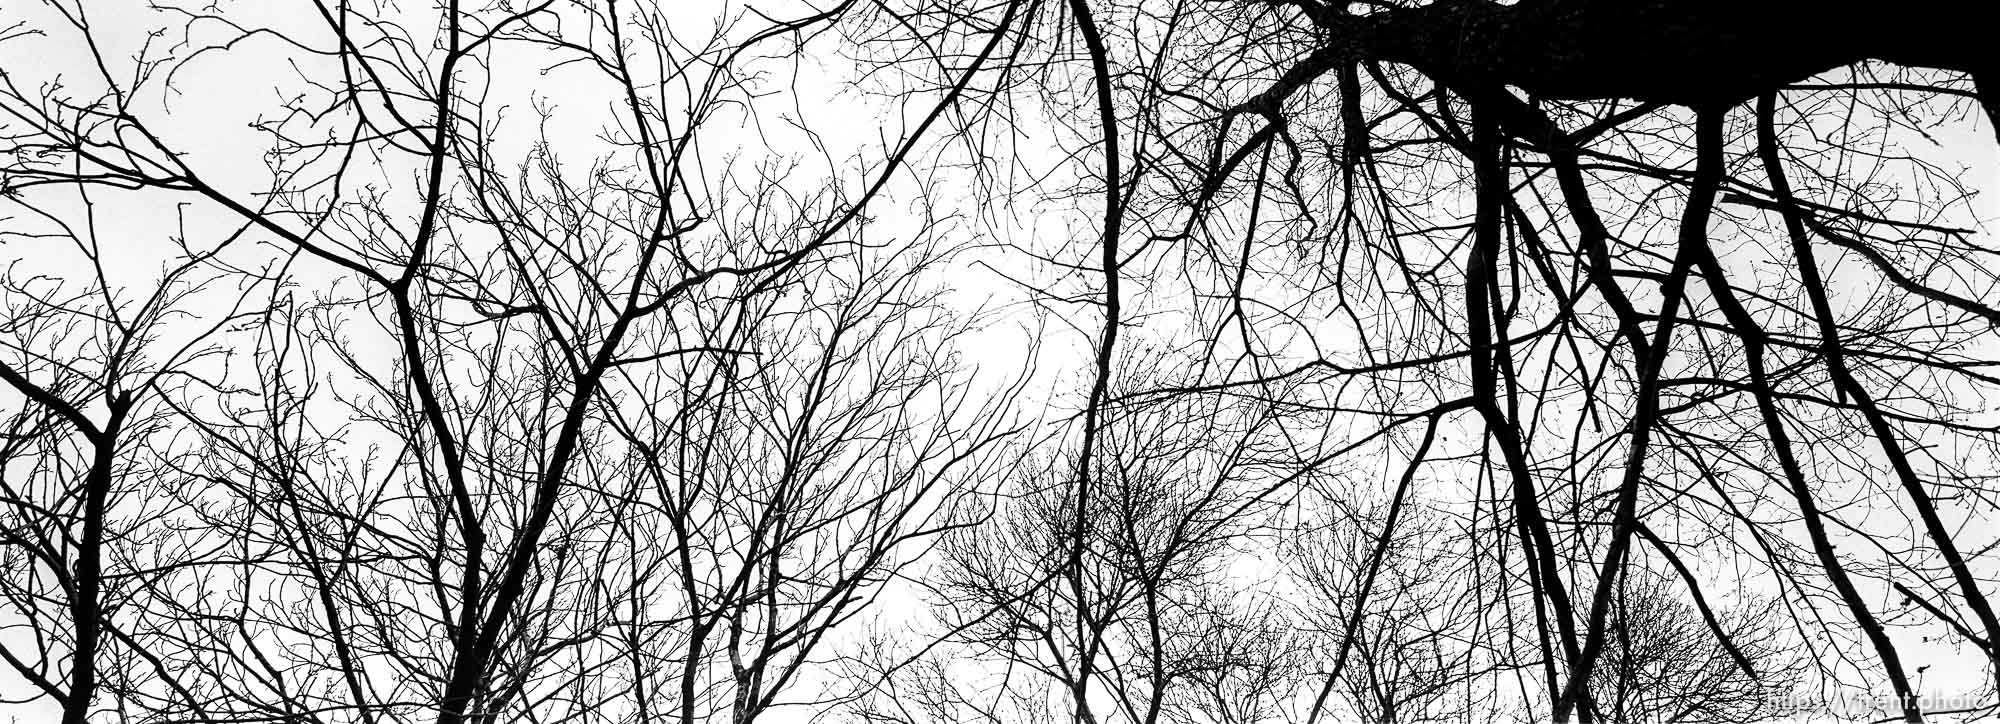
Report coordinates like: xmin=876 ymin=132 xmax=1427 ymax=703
xmin=0 ymin=1 xmax=1996 ymax=723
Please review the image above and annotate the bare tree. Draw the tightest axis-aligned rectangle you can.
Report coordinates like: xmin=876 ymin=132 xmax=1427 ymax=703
xmin=1586 ymin=573 xmax=1804 ymax=724
xmin=5 ymin=0 xmax=2000 ymax=723
xmin=0 ymin=152 xmax=272 ymax=722
xmin=1 ymin=1 xmax=1020 ymax=722
xmin=920 ymin=365 xmax=1306 ymax=724
xmin=1290 ymin=495 xmax=1495 ymax=724
xmin=860 ymin=1 xmax=2000 ymax=721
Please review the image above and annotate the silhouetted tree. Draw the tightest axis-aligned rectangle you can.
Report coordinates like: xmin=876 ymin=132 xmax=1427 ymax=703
xmin=4 ymin=1 xmax=2000 ymax=723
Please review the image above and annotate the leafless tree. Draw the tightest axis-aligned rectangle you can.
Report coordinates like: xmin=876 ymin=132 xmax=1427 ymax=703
xmin=1585 ymin=573 xmax=1804 ymax=724
xmin=2 ymin=1 xmax=1022 ymax=722
xmin=1289 ymin=494 xmax=1495 ymax=724
xmin=5 ymin=0 xmax=2000 ymax=723
xmin=864 ymin=1 xmax=2000 ymax=722
xmin=925 ymin=371 xmax=1303 ymax=724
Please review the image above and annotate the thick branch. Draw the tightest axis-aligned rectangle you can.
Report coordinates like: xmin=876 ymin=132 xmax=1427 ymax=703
xmin=1327 ymin=0 xmax=1989 ymax=106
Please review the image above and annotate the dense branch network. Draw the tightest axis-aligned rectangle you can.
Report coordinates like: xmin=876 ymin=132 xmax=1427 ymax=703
xmin=0 ymin=1 xmax=1997 ymax=724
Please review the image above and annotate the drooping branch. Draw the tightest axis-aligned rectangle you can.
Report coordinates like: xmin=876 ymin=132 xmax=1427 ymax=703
xmin=1552 ymin=104 xmax=1716 ymax=724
